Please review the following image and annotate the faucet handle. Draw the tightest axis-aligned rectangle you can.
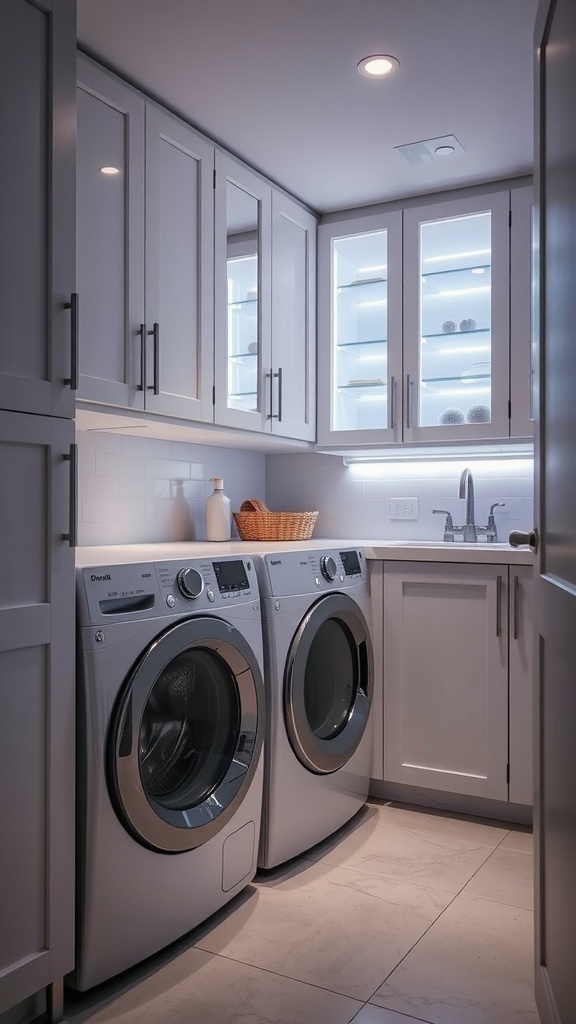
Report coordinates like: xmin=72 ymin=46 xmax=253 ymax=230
xmin=432 ymin=509 xmax=455 ymax=541
xmin=489 ymin=502 xmax=505 ymax=517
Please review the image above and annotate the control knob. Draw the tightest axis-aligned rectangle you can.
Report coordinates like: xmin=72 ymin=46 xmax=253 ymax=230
xmin=176 ymin=567 xmax=204 ymax=599
xmin=319 ymin=555 xmax=337 ymax=581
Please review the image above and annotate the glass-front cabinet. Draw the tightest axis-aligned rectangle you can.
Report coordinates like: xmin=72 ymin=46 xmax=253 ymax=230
xmin=318 ymin=188 xmax=531 ymax=447
xmin=317 ymin=211 xmax=403 ymax=446
xmin=403 ymin=191 xmax=510 ymax=443
xmin=215 ymin=152 xmax=316 ymax=440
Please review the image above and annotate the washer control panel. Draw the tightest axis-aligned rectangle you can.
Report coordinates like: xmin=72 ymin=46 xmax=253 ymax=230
xmin=256 ymin=548 xmax=366 ymax=599
xmin=78 ymin=556 xmax=257 ymax=624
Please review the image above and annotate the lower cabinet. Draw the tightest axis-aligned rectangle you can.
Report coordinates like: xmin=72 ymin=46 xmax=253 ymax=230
xmin=379 ymin=561 xmax=533 ymax=805
xmin=0 ymin=412 xmax=75 ymax=1016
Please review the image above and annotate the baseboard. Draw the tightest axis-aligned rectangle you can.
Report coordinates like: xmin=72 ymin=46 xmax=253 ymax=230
xmin=369 ymin=779 xmax=533 ymax=827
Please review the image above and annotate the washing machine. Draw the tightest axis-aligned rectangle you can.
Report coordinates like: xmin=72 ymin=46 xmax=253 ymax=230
xmin=71 ymin=554 xmax=265 ymax=991
xmin=254 ymin=546 xmax=373 ymax=870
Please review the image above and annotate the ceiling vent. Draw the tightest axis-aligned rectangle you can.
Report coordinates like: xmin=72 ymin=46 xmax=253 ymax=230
xmin=394 ymin=134 xmax=466 ymax=165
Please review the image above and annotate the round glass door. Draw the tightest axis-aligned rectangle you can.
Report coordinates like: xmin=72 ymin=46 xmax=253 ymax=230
xmin=108 ymin=617 xmax=264 ymax=853
xmin=284 ymin=594 xmax=373 ymax=774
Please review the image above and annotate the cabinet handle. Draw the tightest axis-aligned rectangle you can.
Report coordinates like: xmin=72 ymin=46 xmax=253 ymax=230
xmin=389 ymin=375 xmax=396 ymax=431
xmin=406 ymin=374 xmax=414 ymax=429
xmin=63 ymin=293 xmax=79 ymax=390
xmin=62 ymin=443 xmax=78 ymax=548
xmin=513 ymin=574 xmax=520 ymax=640
xmin=273 ymin=367 xmax=283 ymax=421
xmin=147 ymin=323 xmax=160 ymax=395
xmin=496 ymin=574 xmax=503 ymax=637
xmin=137 ymin=324 xmax=146 ymax=391
xmin=266 ymin=370 xmax=273 ymax=419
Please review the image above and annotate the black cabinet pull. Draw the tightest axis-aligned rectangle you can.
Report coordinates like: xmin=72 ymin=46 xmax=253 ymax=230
xmin=62 ymin=443 xmax=78 ymax=547
xmin=64 ymin=293 xmax=79 ymax=390
xmin=147 ymin=323 xmax=160 ymax=395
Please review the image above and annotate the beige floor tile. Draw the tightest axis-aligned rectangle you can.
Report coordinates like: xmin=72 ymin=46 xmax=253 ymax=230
xmin=371 ymin=893 xmax=539 ymax=1024
xmin=366 ymin=802 xmax=508 ymax=847
xmin=501 ymin=829 xmax=534 ymax=854
xmin=306 ymin=816 xmax=498 ymax=894
xmin=352 ymin=1004 xmax=433 ymax=1023
xmin=64 ymin=945 xmax=363 ymax=1024
xmin=194 ymin=858 xmax=452 ymax=1001
xmin=463 ymin=846 xmax=534 ymax=910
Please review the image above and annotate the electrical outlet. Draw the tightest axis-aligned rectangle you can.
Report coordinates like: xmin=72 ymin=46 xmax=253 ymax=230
xmin=390 ymin=497 xmax=419 ymax=520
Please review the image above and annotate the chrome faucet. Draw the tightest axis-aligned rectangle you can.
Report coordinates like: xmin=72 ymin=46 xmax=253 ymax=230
xmin=459 ymin=467 xmax=477 ymax=543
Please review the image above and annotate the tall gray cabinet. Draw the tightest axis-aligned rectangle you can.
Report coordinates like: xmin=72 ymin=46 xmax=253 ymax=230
xmin=0 ymin=1 xmax=76 ymax=1021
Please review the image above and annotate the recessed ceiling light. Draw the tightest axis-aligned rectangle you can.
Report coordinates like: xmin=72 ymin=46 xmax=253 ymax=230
xmin=357 ymin=55 xmax=400 ymax=78
xmin=99 ymin=166 xmax=120 ymax=175
xmin=434 ymin=145 xmax=456 ymax=157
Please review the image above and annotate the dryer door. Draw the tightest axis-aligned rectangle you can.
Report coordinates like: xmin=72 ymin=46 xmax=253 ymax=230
xmin=284 ymin=593 xmax=373 ymax=774
xmin=108 ymin=617 xmax=264 ymax=853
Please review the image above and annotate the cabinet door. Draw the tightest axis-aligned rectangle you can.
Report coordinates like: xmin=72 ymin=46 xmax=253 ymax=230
xmin=509 ymin=565 xmax=534 ymax=806
xmin=270 ymin=193 xmax=316 ymax=441
xmin=0 ymin=0 xmax=75 ymax=419
xmin=214 ymin=152 xmax=272 ymax=431
xmin=0 ymin=412 xmax=75 ymax=1014
xmin=403 ymin=191 xmax=511 ymax=443
xmin=144 ymin=106 xmax=214 ymax=422
xmin=510 ymin=184 xmax=535 ymax=439
xmin=383 ymin=562 xmax=509 ymax=800
xmin=76 ymin=57 xmax=146 ymax=409
xmin=317 ymin=211 xmax=403 ymax=446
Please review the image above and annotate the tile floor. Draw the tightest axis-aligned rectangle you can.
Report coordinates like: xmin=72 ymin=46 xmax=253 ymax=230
xmin=62 ymin=800 xmax=538 ymax=1024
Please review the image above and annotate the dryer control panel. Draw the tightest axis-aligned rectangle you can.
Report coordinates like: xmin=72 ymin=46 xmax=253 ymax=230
xmin=255 ymin=548 xmax=367 ymax=599
xmin=78 ymin=556 xmax=258 ymax=624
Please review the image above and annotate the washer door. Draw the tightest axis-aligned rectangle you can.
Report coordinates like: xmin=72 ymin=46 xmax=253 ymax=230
xmin=108 ymin=617 xmax=264 ymax=853
xmin=284 ymin=593 xmax=373 ymax=774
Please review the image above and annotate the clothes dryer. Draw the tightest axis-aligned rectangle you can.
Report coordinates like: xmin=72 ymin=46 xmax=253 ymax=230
xmin=71 ymin=554 xmax=265 ymax=990
xmin=254 ymin=547 xmax=373 ymax=869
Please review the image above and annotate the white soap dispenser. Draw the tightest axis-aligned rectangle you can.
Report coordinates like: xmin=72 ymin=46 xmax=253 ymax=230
xmin=206 ymin=477 xmax=231 ymax=541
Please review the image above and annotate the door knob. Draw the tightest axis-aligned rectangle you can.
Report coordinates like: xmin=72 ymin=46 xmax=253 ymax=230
xmin=509 ymin=529 xmax=538 ymax=554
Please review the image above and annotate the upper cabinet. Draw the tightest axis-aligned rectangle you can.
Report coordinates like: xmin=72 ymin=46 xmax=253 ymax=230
xmin=76 ymin=61 xmax=317 ymax=443
xmin=317 ymin=185 xmax=533 ymax=448
xmin=0 ymin=0 xmax=76 ymax=419
xmin=214 ymin=153 xmax=316 ymax=441
xmin=76 ymin=56 xmax=214 ymax=422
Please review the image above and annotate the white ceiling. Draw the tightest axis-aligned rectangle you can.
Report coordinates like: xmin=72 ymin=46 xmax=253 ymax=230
xmin=76 ymin=0 xmax=539 ymax=214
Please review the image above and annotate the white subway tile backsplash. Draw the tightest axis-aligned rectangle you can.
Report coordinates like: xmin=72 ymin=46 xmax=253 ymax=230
xmin=95 ymin=452 xmax=146 ymax=478
xmin=80 ymin=475 xmax=118 ymax=499
xmin=81 ymin=497 xmax=146 ymax=524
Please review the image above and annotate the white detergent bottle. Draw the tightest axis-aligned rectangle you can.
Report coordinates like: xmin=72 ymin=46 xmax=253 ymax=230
xmin=206 ymin=477 xmax=231 ymax=541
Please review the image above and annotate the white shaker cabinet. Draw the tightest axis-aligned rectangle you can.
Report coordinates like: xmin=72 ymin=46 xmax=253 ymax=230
xmin=214 ymin=153 xmax=316 ymax=440
xmin=0 ymin=0 xmax=76 ymax=420
xmin=508 ymin=565 xmax=534 ymax=806
xmin=378 ymin=560 xmax=533 ymax=807
xmin=76 ymin=56 xmax=214 ymax=422
xmin=382 ymin=562 xmax=509 ymax=800
xmin=0 ymin=412 xmax=76 ymax=1017
xmin=318 ymin=184 xmax=533 ymax=448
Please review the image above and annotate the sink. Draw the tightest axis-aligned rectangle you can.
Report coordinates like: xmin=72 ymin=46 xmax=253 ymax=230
xmin=382 ymin=540 xmax=514 ymax=549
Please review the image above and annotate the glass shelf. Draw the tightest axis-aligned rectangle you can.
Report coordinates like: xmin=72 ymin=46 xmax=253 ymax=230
xmin=337 ymin=338 xmax=387 ymax=349
xmin=229 ymin=351 xmax=258 ymax=360
xmin=338 ymin=381 xmax=387 ymax=391
xmin=338 ymin=277 xmax=387 ymax=290
xmin=421 ymin=264 xmax=490 ymax=280
xmin=422 ymin=374 xmax=491 ymax=387
xmin=422 ymin=328 xmax=489 ymax=340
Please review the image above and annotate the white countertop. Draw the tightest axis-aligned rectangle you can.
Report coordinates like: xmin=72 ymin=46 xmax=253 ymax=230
xmin=75 ymin=539 xmax=534 ymax=567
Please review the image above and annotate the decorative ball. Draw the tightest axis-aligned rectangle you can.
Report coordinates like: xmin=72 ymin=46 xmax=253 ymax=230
xmin=438 ymin=407 xmax=465 ymax=425
xmin=442 ymin=320 xmax=457 ymax=333
xmin=466 ymin=404 xmax=490 ymax=423
xmin=247 ymin=341 xmax=258 ymax=354
xmin=459 ymin=318 xmax=477 ymax=332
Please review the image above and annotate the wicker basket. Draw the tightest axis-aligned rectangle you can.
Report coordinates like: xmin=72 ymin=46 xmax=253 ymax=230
xmin=233 ymin=499 xmax=319 ymax=541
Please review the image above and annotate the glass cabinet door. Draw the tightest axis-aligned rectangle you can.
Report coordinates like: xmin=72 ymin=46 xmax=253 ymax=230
xmin=403 ymin=192 xmax=510 ymax=442
xmin=317 ymin=211 xmax=403 ymax=446
xmin=214 ymin=153 xmax=271 ymax=431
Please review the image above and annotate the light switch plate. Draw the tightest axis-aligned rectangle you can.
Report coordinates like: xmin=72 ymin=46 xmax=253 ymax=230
xmin=390 ymin=497 xmax=419 ymax=520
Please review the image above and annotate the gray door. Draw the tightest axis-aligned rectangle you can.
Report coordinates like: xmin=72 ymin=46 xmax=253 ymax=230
xmin=534 ymin=2 xmax=576 ymax=1020
xmin=284 ymin=593 xmax=372 ymax=774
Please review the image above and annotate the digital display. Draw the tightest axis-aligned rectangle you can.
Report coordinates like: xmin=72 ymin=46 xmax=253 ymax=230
xmin=340 ymin=550 xmax=361 ymax=576
xmin=212 ymin=560 xmax=250 ymax=593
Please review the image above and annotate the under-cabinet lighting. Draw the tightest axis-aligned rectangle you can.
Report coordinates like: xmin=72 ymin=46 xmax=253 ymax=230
xmin=99 ymin=166 xmax=120 ymax=175
xmin=434 ymin=344 xmax=491 ymax=356
xmin=358 ymin=264 xmax=388 ymax=274
xmin=342 ymin=447 xmax=533 ymax=472
xmin=359 ymin=353 xmax=388 ymax=362
xmin=471 ymin=267 xmax=486 ymax=274
xmin=427 ymin=386 xmax=491 ymax=397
